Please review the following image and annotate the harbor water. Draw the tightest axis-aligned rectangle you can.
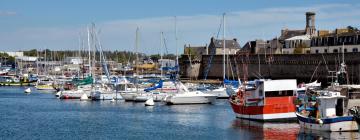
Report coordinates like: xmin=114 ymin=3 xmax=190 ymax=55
xmin=1 ymin=86 xmax=359 ymax=140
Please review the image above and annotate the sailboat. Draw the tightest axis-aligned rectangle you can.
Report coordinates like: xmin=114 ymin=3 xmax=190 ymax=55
xmin=201 ymin=13 xmax=236 ymax=98
xmin=59 ymin=25 xmax=94 ymax=99
xmin=120 ymin=27 xmax=146 ymax=101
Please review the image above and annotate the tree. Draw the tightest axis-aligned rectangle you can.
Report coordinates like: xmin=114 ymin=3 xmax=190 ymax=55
xmin=0 ymin=52 xmax=15 ymax=65
xmin=150 ymin=54 xmax=160 ymax=62
xmin=24 ymin=49 xmax=38 ymax=56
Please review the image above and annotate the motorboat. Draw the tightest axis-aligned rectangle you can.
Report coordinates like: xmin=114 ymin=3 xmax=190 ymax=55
xmin=229 ymin=79 xmax=298 ymax=121
xmin=164 ymin=81 xmax=217 ymax=105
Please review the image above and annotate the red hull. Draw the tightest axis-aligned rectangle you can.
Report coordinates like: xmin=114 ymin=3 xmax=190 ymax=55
xmin=229 ymin=96 xmax=296 ymax=121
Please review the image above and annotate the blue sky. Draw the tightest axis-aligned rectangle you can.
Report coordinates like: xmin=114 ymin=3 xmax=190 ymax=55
xmin=0 ymin=0 xmax=359 ymax=54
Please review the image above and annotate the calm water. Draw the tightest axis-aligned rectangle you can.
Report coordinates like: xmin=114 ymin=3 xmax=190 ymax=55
xmin=0 ymin=87 xmax=359 ymax=140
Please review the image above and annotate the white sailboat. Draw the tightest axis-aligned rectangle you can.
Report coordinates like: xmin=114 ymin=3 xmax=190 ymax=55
xmin=202 ymin=13 xmax=230 ymax=99
xmin=120 ymin=27 xmax=147 ymax=102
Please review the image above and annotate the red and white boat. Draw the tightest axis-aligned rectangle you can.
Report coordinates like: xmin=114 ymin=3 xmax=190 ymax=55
xmin=229 ymin=79 xmax=298 ymax=121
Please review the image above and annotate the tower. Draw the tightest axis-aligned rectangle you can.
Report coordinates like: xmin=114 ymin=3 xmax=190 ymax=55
xmin=305 ymin=12 xmax=316 ymax=36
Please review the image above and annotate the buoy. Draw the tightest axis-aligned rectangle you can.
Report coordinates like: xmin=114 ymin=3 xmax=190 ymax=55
xmin=24 ymin=88 xmax=31 ymax=94
xmin=80 ymin=93 xmax=89 ymax=101
xmin=55 ymin=91 xmax=61 ymax=98
xmin=110 ymin=98 xmax=115 ymax=102
xmin=145 ymin=98 xmax=154 ymax=106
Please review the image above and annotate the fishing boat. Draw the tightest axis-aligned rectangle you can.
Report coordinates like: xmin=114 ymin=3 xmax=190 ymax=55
xmin=164 ymin=81 xmax=217 ymax=105
xmin=229 ymin=79 xmax=298 ymax=121
xmin=296 ymin=89 xmax=359 ymax=131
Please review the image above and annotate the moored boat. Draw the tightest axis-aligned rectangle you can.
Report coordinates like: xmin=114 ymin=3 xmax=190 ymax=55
xmin=296 ymin=90 xmax=359 ymax=131
xmin=229 ymin=79 xmax=298 ymax=122
xmin=164 ymin=82 xmax=217 ymax=105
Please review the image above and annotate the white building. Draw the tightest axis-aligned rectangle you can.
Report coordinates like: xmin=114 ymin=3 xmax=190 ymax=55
xmin=64 ymin=57 xmax=83 ymax=65
xmin=283 ymin=35 xmax=311 ymax=54
xmin=0 ymin=51 xmax=24 ymax=57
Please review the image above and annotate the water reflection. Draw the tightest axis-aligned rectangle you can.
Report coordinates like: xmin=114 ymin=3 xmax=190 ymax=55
xmin=298 ymin=128 xmax=360 ymax=140
xmin=231 ymin=119 xmax=299 ymax=140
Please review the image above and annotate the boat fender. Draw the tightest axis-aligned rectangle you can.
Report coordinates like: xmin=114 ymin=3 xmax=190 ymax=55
xmin=316 ymin=119 xmax=323 ymax=126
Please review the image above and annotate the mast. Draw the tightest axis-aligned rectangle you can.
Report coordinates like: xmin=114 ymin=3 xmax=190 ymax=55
xmin=135 ymin=27 xmax=140 ymax=93
xmin=87 ymin=26 xmax=92 ymax=77
xmin=175 ymin=16 xmax=179 ymax=78
xmin=160 ymin=32 xmax=164 ymax=77
xmin=135 ymin=27 xmax=139 ymax=76
xmin=223 ymin=13 xmax=226 ymax=86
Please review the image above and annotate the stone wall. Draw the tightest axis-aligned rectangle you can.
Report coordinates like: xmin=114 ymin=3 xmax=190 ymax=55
xmin=180 ymin=53 xmax=360 ymax=85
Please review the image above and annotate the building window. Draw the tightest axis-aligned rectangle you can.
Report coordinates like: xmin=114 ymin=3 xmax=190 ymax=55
xmin=344 ymin=48 xmax=347 ymax=53
xmin=324 ymin=49 xmax=328 ymax=53
xmin=353 ymin=48 xmax=358 ymax=52
xmin=333 ymin=49 xmax=338 ymax=53
xmin=315 ymin=50 xmax=319 ymax=54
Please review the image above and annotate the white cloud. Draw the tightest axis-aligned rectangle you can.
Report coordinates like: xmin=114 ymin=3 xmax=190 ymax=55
xmin=0 ymin=3 xmax=360 ymax=54
xmin=0 ymin=11 xmax=16 ymax=16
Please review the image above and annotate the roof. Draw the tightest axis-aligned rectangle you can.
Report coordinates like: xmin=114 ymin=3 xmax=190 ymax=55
xmin=210 ymin=37 xmax=240 ymax=49
xmin=280 ymin=29 xmax=306 ymax=40
xmin=285 ymin=35 xmax=311 ymax=41
xmin=263 ymin=79 xmax=297 ymax=91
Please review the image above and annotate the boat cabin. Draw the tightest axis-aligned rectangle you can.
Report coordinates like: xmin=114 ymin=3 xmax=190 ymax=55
xmin=244 ymin=79 xmax=297 ymax=106
xmin=316 ymin=91 xmax=345 ymax=118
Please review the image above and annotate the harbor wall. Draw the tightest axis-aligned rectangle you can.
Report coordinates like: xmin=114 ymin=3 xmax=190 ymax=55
xmin=180 ymin=53 xmax=360 ymax=85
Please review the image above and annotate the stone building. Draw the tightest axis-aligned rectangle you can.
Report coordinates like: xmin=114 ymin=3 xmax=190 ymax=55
xmin=283 ymin=35 xmax=311 ymax=54
xmin=209 ymin=37 xmax=241 ymax=54
xmin=310 ymin=28 xmax=360 ymax=54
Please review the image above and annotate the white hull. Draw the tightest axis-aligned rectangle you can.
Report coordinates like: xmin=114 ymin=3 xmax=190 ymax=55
xmin=296 ymin=113 xmax=359 ymax=131
xmin=134 ymin=95 xmax=151 ymax=102
xmin=164 ymin=91 xmax=217 ymax=104
xmin=60 ymin=90 xmax=91 ymax=99
xmin=91 ymin=91 xmax=123 ymax=100
xmin=120 ymin=92 xmax=137 ymax=101
xmin=299 ymin=119 xmax=358 ymax=132
xmin=235 ymin=112 xmax=297 ymax=121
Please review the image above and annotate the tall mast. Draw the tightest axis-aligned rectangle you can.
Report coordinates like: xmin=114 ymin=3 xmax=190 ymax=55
xmin=223 ymin=13 xmax=226 ymax=83
xmin=175 ymin=16 xmax=179 ymax=75
xmin=87 ymin=26 xmax=92 ymax=77
xmin=135 ymin=27 xmax=139 ymax=76
xmin=160 ymin=32 xmax=164 ymax=77
xmin=135 ymin=27 xmax=140 ymax=93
